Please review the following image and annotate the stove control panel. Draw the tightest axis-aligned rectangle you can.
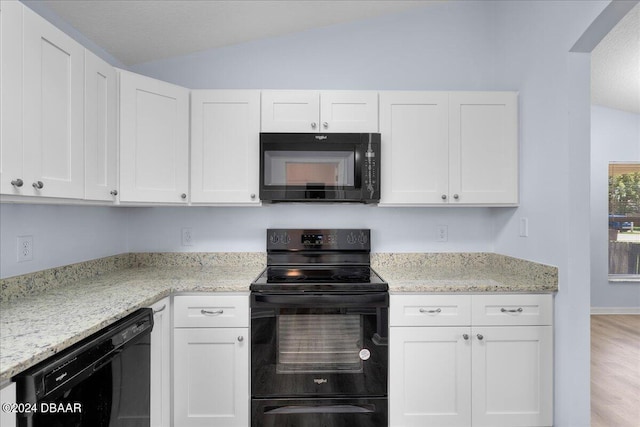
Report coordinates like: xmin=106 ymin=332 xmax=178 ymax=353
xmin=267 ymin=229 xmax=370 ymax=251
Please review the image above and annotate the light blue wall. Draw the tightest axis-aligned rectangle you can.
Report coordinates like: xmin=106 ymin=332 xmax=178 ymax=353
xmin=591 ymin=105 xmax=640 ymax=308
xmin=0 ymin=204 xmax=129 ymax=278
xmin=131 ymin=1 xmax=500 ymax=90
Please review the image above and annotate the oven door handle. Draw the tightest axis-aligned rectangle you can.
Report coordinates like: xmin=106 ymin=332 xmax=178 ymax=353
xmin=264 ymin=404 xmax=376 ymax=415
xmin=252 ymin=292 xmax=388 ymax=308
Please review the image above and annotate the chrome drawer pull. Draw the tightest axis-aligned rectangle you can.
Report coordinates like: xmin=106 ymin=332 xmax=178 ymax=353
xmin=153 ymin=304 xmax=166 ymax=314
xmin=500 ymin=307 xmax=523 ymax=313
xmin=419 ymin=308 xmax=442 ymax=314
xmin=201 ymin=309 xmax=224 ymax=316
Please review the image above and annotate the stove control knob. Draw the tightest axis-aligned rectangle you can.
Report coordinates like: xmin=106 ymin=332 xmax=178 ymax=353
xmin=346 ymin=232 xmax=356 ymax=245
xmin=358 ymin=232 xmax=368 ymax=245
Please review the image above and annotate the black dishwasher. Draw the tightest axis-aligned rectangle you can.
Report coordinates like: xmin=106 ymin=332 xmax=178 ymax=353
xmin=13 ymin=308 xmax=153 ymax=427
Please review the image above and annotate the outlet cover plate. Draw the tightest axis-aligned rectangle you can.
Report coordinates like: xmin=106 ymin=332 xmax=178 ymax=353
xmin=17 ymin=235 xmax=33 ymax=262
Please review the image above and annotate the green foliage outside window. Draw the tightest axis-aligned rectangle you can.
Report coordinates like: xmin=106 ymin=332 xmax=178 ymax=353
xmin=609 ymin=171 xmax=640 ymax=215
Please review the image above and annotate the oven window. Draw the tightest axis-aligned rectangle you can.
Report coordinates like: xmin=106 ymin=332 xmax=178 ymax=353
xmin=277 ymin=314 xmax=362 ymax=373
xmin=264 ymin=150 xmax=355 ymax=187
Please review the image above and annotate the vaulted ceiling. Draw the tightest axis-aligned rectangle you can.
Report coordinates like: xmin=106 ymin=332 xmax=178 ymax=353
xmin=27 ymin=0 xmax=640 ymax=114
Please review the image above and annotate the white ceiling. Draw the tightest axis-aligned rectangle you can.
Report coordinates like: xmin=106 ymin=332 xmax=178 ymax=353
xmin=35 ymin=0 xmax=640 ymax=114
xmin=591 ymin=2 xmax=640 ymax=114
xmin=38 ymin=0 xmax=432 ymax=66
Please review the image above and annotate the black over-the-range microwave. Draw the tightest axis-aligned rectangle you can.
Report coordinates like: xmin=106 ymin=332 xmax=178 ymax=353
xmin=259 ymin=132 xmax=381 ymax=203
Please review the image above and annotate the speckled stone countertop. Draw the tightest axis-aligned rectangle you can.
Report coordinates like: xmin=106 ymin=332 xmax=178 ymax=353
xmin=0 ymin=253 xmax=265 ymax=383
xmin=0 ymin=251 xmax=557 ymax=383
xmin=372 ymin=253 xmax=558 ymax=293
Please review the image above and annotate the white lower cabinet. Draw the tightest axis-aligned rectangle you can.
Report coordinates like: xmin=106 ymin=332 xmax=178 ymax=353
xmin=150 ymin=298 xmax=171 ymax=427
xmin=0 ymin=382 xmax=16 ymax=427
xmin=390 ymin=294 xmax=553 ymax=427
xmin=173 ymin=294 xmax=249 ymax=427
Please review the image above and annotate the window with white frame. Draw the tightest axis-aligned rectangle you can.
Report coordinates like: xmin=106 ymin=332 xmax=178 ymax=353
xmin=608 ymin=162 xmax=640 ymax=280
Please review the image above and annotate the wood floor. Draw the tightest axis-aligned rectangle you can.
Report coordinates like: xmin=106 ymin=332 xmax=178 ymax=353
xmin=591 ymin=315 xmax=640 ymax=427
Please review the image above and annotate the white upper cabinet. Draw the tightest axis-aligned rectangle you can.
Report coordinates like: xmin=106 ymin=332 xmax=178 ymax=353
xmin=379 ymin=91 xmax=518 ymax=206
xmin=22 ymin=5 xmax=85 ymax=199
xmin=319 ymin=90 xmax=379 ymax=132
xmin=449 ymin=92 xmax=518 ymax=205
xmin=119 ymin=70 xmax=189 ymax=204
xmin=191 ymin=90 xmax=260 ymax=205
xmin=84 ymin=50 xmax=117 ymax=201
xmin=379 ymin=91 xmax=449 ymax=204
xmin=3 ymin=4 xmax=85 ymax=199
xmin=0 ymin=0 xmax=24 ymax=196
xmin=261 ymin=90 xmax=378 ymax=133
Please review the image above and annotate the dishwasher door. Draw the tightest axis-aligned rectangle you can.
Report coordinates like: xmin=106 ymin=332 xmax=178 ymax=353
xmin=13 ymin=308 xmax=153 ymax=427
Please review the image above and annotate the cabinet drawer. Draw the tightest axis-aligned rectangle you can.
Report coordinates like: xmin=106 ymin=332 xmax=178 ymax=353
xmin=471 ymin=294 xmax=553 ymax=326
xmin=390 ymin=294 xmax=471 ymax=326
xmin=173 ymin=295 xmax=249 ymax=328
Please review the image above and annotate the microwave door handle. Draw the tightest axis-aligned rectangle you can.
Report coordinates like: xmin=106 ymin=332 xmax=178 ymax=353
xmin=264 ymin=404 xmax=376 ymax=415
xmin=354 ymin=147 xmax=362 ymax=189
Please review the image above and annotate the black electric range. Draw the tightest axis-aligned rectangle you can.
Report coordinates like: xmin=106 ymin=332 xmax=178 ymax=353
xmin=250 ymin=228 xmax=388 ymax=293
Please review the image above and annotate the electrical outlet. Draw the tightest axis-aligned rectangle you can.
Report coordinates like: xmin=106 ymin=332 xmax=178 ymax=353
xmin=181 ymin=228 xmax=193 ymax=246
xmin=17 ymin=235 xmax=33 ymax=262
xmin=436 ymin=225 xmax=448 ymax=242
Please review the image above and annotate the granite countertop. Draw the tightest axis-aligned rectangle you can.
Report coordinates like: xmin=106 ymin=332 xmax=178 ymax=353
xmin=0 ymin=251 xmax=557 ymax=383
xmin=0 ymin=253 xmax=265 ymax=383
xmin=372 ymin=253 xmax=558 ymax=293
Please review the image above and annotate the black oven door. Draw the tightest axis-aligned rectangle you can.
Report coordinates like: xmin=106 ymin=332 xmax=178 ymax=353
xmin=250 ymin=292 xmax=388 ymax=399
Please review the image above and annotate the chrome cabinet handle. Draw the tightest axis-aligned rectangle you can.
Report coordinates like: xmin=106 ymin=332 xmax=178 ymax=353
xmin=237 ymin=336 xmax=244 ymax=342
xmin=501 ymin=307 xmax=523 ymax=313
xmin=323 ymin=122 xmax=329 ymax=129
xmin=453 ymin=194 xmax=459 ymax=199
xmin=463 ymin=334 xmax=469 ymax=340
xmin=11 ymin=179 xmax=23 ymax=187
xmin=419 ymin=308 xmax=442 ymax=314
xmin=32 ymin=181 xmax=44 ymax=189
xmin=311 ymin=122 xmax=317 ymax=129
xmin=110 ymin=190 xmax=118 ymax=196
xmin=441 ymin=194 xmax=447 ymax=200
xmin=250 ymin=193 xmax=256 ymax=199
xmin=153 ymin=304 xmax=167 ymax=314
xmin=201 ymin=309 xmax=223 ymax=316
xmin=477 ymin=334 xmax=484 ymax=340
xmin=181 ymin=193 xmax=187 ymax=199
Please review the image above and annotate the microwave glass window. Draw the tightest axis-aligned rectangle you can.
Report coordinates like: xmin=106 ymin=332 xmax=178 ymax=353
xmin=264 ymin=150 xmax=355 ymax=187
xmin=277 ymin=314 xmax=363 ymax=374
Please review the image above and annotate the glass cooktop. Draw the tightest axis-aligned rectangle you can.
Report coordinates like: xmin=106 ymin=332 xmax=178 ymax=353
xmin=251 ymin=266 xmax=388 ymax=292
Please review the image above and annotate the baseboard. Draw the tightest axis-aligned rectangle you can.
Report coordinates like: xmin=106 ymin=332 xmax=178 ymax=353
xmin=591 ymin=307 xmax=640 ymax=315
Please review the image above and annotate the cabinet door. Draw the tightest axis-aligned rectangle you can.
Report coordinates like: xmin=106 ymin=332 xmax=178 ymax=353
xmin=0 ymin=382 xmax=16 ymax=427
xmin=174 ymin=328 xmax=249 ymax=427
xmin=0 ymin=1 xmax=24 ymax=196
xmin=379 ymin=91 xmax=449 ymax=205
xmin=471 ymin=326 xmax=553 ymax=427
xmin=23 ymin=6 xmax=84 ymax=199
xmin=261 ymin=90 xmax=319 ymax=132
xmin=191 ymin=90 xmax=260 ymax=204
xmin=119 ymin=70 xmax=189 ymax=203
xmin=449 ymin=92 xmax=518 ymax=205
xmin=84 ymin=50 xmax=117 ymax=201
xmin=319 ymin=91 xmax=378 ymax=132
xmin=390 ymin=326 xmax=471 ymax=427
xmin=150 ymin=298 xmax=171 ymax=427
